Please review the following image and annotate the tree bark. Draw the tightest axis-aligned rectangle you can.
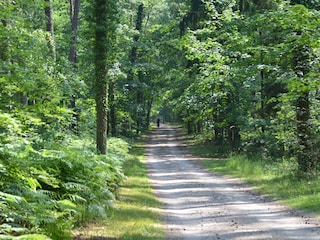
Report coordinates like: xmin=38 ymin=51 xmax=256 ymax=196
xmin=109 ymin=81 xmax=117 ymax=136
xmin=146 ymin=98 xmax=153 ymax=129
xmin=296 ymin=92 xmax=312 ymax=173
xmin=94 ymin=0 xmax=108 ymax=154
xmin=69 ymin=0 xmax=81 ymax=132
xmin=128 ymin=3 xmax=144 ymax=134
xmin=293 ymin=43 xmax=315 ymax=176
xmin=69 ymin=0 xmax=80 ymax=65
xmin=45 ymin=0 xmax=55 ymax=59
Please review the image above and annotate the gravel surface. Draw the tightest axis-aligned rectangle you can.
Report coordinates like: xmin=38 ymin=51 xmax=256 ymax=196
xmin=145 ymin=125 xmax=320 ymax=240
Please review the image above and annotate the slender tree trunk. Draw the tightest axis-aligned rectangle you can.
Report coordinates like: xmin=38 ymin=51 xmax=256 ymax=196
xmin=136 ymin=71 xmax=144 ymax=133
xmin=69 ymin=0 xmax=81 ymax=132
xmin=136 ymin=5 xmax=144 ymax=133
xmin=259 ymin=31 xmax=266 ymax=134
xmin=293 ymin=43 xmax=315 ymax=176
xmin=128 ymin=3 xmax=144 ymax=134
xmin=94 ymin=0 xmax=108 ymax=154
xmin=45 ymin=0 xmax=55 ymax=60
xmin=214 ymin=126 xmax=223 ymax=144
xmin=109 ymin=81 xmax=117 ymax=136
xmin=69 ymin=0 xmax=80 ymax=65
xmin=296 ymin=92 xmax=312 ymax=173
xmin=0 ymin=19 xmax=7 ymax=62
xmin=146 ymin=98 xmax=153 ymax=129
xmin=187 ymin=110 xmax=192 ymax=134
xmin=130 ymin=3 xmax=135 ymax=27
xmin=260 ymin=69 xmax=265 ymax=133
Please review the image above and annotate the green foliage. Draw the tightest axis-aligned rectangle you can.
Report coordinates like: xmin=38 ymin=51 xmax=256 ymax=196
xmin=73 ymin=141 xmax=164 ymax=239
xmin=164 ymin=1 xmax=320 ymax=178
xmin=1 ymin=0 xmax=144 ymax=239
xmin=0 ymin=109 xmax=127 ymax=238
xmin=0 ymin=116 xmax=129 ymax=239
xmin=1 ymin=0 xmax=320 ymax=237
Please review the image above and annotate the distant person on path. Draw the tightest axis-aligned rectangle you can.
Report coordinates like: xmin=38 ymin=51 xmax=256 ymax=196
xmin=157 ymin=118 xmax=161 ymax=128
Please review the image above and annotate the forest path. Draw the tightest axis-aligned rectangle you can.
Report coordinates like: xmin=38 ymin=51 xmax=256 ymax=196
xmin=145 ymin=125 xmax=320 ymax=240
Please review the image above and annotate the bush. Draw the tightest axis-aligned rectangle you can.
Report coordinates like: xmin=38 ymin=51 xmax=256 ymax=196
xmin=0 ymin=115 xmax=129 ymax=239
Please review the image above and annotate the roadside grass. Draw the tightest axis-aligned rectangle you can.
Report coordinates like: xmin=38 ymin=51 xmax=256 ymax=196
xmin=191 ymin=143 xmax=320 ymax=216
xmin=73 ymin=140 xmax=165 ymax=240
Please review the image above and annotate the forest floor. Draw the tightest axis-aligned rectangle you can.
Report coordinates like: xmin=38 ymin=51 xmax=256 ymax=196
xmin=146 ymin=125 xmax=320 ymax=240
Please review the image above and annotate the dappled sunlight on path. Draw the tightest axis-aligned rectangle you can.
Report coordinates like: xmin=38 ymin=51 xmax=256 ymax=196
xmin=146 ymin=125 xmax=320 ymax=240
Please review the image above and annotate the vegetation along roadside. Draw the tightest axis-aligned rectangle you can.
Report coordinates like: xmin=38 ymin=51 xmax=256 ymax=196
xmin=72 ymin=140 xmax=165 ymax=240
xmin=0 ymin=135 xmax=129 ymax=240
xmin=191 ymin=142 xmax=320 ymax=216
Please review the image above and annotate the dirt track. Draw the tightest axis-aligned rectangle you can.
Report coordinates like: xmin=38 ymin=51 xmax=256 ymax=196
xmin=145 ymin=125 xmax=320 ymax=240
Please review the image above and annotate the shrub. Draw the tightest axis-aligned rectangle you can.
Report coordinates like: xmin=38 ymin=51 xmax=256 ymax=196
xmin=0 ymin=115 xmax=128 ymax=239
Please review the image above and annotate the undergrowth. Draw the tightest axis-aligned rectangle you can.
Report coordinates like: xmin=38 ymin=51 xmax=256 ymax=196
xmin=199 ymin=150 xmax=320 ymax=215
xmin=0 ymin=129 xmax=128 ymax=239
xmin=188 ymin=133 xmax=320 ymax=215
xmin=72 ymin=140 xmax=165 ymax=239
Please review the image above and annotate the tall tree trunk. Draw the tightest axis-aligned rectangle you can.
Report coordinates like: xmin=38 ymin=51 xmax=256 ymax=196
xmin=128 ymin=3 xmax=144 ymax=134
xmin=260 ymin=64 xmax=265 ymax=134
xmin=69 ymin=0 xmax=81 ymax=132
xmin=136 ymin=71 xmax=144 ymax=133
xmin=146 ymin=98 xmax=153 ymax=129
xmin=129 ymin=2 xmax=135 ymax=27
xmin=296 ymin=92 xmax=312 ymax=173
xmin=94 ymin=0 xmax=108 ymax=154
xmin=186 ymin=110 xmax=192 ymax=134
xmin=136 ymin=4 xmax=144 ymax=134
xmin=69 ymin=0 xmax=80 ymax=65
xmin=293 ymin=43 xmax=315 ymax=176
xmin=109 ymin=81 xmax=117 ymax=136
xmin=45 ymin=0 xmax=55 ymax=60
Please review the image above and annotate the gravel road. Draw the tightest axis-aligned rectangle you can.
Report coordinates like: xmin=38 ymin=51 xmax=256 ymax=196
xmin=145 ymin=125 xmax=320 ymax=240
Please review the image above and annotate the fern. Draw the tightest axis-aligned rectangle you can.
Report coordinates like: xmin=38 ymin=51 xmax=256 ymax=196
xmin=0 ymin=223 xmax=29 ymax=235
xmin=0 ymin=112 xmax=129 ymax=239
xmin=62 ymin=193 xmax=86 ymax=204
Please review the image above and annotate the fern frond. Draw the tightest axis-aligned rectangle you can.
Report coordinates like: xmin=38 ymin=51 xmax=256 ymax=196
xmin=62 ymin=194 xmax=86 ymax=204
xmin=0 ymin=191 xmax=25 ymax=204
xmin=61 ymin=182 xmax=89 ymax=192
xmin=0 ymin=223 xmax=29 ymax=235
